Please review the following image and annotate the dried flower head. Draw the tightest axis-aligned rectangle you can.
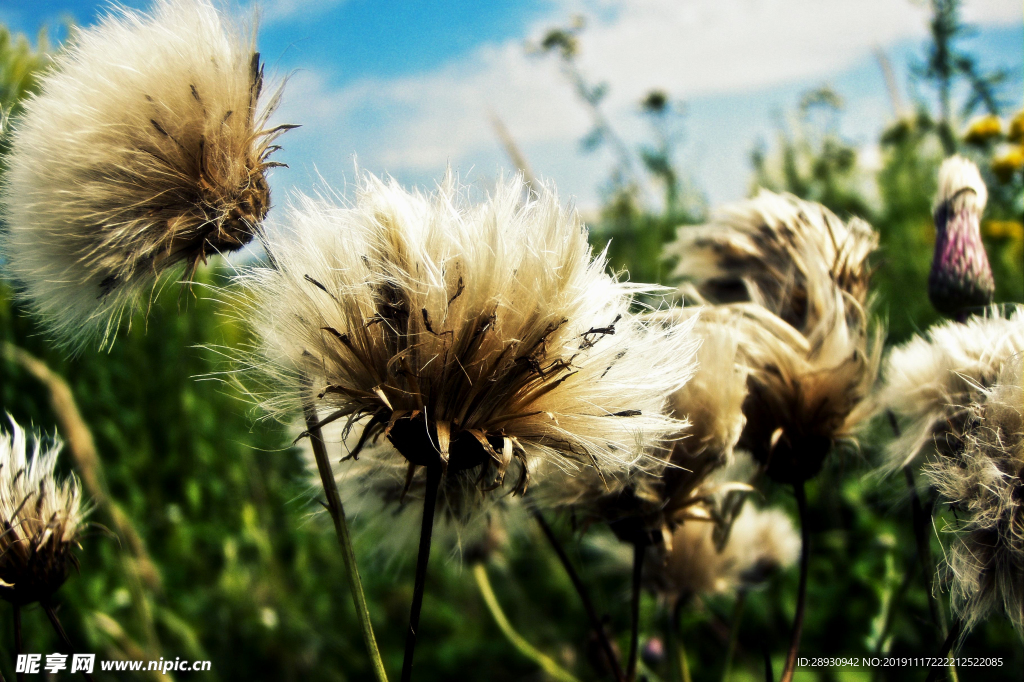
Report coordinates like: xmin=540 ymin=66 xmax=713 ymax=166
xmin=238 ymin=173 xmax=699 ymax=511
xmin=649 ymin=502 xmax=800 ymax=599
xmin=879 ymin=305 xmax=1024 ymax=471
xmin=0 ymin=419 xmax=85 ymax=606
xmin=0 ymin=0 xmax=289 ymax=349
xmin=735 ymin=297 xmax=881 ymax=484
xmin=671 ymin=192 xmax=881 ymax=484
xmin=928 ymin=156 xmax=995 ymax=319
xmin=924 ymin=360 xmax=1024 ymax=637
xmin=667 ymin=190 xmax=877 ymax=332
xmin=531 ymin=310 xmax=749 ymax=548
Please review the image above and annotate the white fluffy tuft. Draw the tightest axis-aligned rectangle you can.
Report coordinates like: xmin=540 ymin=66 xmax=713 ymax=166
xmin=925 ymin=360 xmax=1024 ymax=637
xmin=233 ymin=172 xmax=700 ymax=514
xmin=651 ymin=502 xmax=800 ymax=598
xmin=0 ymin=418 xmax=86 ymax=604
xmin=878 ymin=306 xmax=1024 ymax=471
xmin=934 ymin=155 xmax=988 ymax=215
xmin=1 ymin=0 xmax=286 ymax=350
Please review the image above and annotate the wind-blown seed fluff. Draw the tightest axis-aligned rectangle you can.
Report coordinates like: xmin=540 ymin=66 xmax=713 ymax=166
xmin=924 ymin=361 xmax=1024 ymax=637
xmin=671 ymin=192 xmax=881 ymax=484
xmin=238 ymin=173 xmax=700 ymax=507
xmin=667 ymin=190 xmax=877 ymax=332
xmin=878 ymin=306 xmax=1024 ymax=471
xmin=0 ymin=420 xmax=86 ymax=606
xmin=531 ymin=311 xmax=749 ymax=549
xmin=0 ymin=0 xmax=289 ymax=349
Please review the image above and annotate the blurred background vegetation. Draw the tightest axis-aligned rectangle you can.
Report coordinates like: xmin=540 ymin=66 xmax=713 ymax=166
xmin=0 ymin=0 xmax=1021 ymax=680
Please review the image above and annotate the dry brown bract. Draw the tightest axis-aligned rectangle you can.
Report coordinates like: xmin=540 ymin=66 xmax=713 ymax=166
xmin=1 ymin=0 xmax=289 ymax=350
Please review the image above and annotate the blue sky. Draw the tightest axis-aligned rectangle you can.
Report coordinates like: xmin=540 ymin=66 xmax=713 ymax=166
xmin=2 ymin=0 xmax=1021 ymax=211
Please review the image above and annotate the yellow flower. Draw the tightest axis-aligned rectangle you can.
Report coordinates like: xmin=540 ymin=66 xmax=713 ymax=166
xmin=1007 ymin=109 xmax=1024 ymax=144
xmin=962 ymin=115 xmax=1003 ymax=146
xmin=991 ymin=145 xmax=1024 ymax=184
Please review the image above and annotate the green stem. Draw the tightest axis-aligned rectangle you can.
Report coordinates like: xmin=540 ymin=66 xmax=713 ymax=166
xmin=534 ymin=512 xmax=625 ymax=682
xmin=673 ymin=597 xmax=692 ymax=682
xmin=14 ymin=604 xmax=22 ymax=682
xmin=626 ymin=542 xmax=645 ymax=682
xmin=721 ymin=592 xmax=747 ymax=682
xmin=472 ymin=563 xmax=581 ymax=682
xmin=43 ymin=605 xmax=93 ymax=682
xmin=303 ymin=403 xmax=388 ymax=682
xmin=903 ymin=464 xmax=949 ymax=639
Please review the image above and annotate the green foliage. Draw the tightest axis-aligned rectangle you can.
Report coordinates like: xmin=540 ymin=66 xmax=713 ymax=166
xmin=751 ymin=87 xmax=873 ymax=220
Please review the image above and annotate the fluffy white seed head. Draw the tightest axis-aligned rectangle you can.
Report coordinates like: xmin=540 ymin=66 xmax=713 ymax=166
xmin=667 ymin=190 xmax=878 ymax=332
xmin=650 ymin=502 xmax=800 ymax=598
xmin=0 ymin=0 xmax=287 ymax=350
xmin=0 ymin=419 xmax=86 ymax=605
xmin=924 ymin=360 xmax=1023 ymax=637
xmin=236 ymin=172 xmax=700 ymax=511
xmin=879 ymin=306 xmax=1024 ymax=471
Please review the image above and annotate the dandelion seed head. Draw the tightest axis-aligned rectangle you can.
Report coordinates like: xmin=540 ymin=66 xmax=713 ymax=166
xmin=240 ymin=172 xmax=699 ymax=513
xmin=0 ymin=0 xmax=287 ymax=350
xmin=0 ymin=419 xmax=85 ymax=606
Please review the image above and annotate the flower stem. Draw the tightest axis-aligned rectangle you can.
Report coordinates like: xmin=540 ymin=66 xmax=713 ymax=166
xmin=472 ymin=563 xmax=581 ymax=682
xmin=626 ymin=542 xmax=645 ymax=682
xmin=672 ymin=597 xmax=693 ymax=682
xmin=779 ymin=481 xmax=810 ymax=682
xmin=924 ymin=619 xmax=962 ymax=682
xmin=14 ymin=605 xmax=23 ymax=682
xmin=400 ymin=463 xmax=441 ymax=682
xmin=721 ymin=591 xmax=747 ymax=682
xmin=42 ymin=604 xmax=93 ymax=682
xmin=303 ymin=403 xmax=388 ymax=682
xmin=534 ymin=512 xmax=625 ymax=682
xmin=888 ymin=410 xmax=950 ymax=643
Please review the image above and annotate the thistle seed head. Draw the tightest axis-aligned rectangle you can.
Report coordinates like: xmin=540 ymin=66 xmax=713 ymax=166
xmin=237 ymin=172 xmax=700 ymax=515
xmin=667 ymin=190 xmax=877 ymax=333
xmin=0 ymin=0 xmax=289 ymax=350
xmin=925 ymin=360 xmax=1024 ymax=637
xmin=649 ymin=502 xmax=800 ymax=599
xmin=878 ymin=305 xmax=1024 ymax=472
xmin=0 ymin=419 xmax=86 ymax=606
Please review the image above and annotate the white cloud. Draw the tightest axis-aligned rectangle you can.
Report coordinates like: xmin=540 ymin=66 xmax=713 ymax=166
xmin=270 ymin=0 xmax=1022 ymax=208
